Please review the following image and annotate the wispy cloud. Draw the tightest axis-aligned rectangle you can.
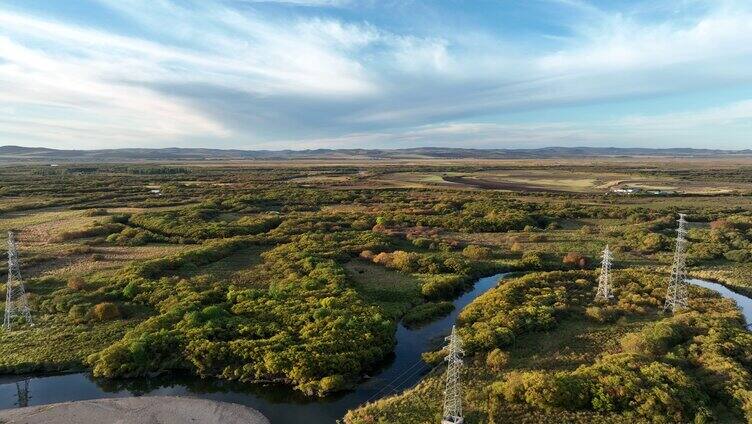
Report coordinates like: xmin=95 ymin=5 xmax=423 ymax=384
xmin=0 ymin=0 xmax=751 ymax=148
xmin=233 ymin=0 xmax=353 ymax=6
xmin=273 ymin=98 xmax=752 ymax=150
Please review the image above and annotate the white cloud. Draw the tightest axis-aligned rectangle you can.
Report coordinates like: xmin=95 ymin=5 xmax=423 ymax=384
xmin=538 ymin=6 xmax=752 ymax=73
xmin=1 ymin=0 xmax=752 ymax=148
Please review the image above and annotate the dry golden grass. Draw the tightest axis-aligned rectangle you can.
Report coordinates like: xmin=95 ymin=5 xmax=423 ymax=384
xmin=19 ymin=214 xmax=104 ymax=244
xmin=29 ymin=244 xmax=189 ymax=278
xmin=0 ymin=210 xmax=86 ymax=238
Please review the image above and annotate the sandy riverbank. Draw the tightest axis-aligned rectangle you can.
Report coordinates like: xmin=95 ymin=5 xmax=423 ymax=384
xmin=0 ymin=396 xmax=270 ymax=424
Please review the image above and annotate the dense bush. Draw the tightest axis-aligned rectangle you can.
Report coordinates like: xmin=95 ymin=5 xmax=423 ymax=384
xmin=57 ymin=223 xmax=125 ymax=241
xmin=584 ymin=305 xmax=620 ymax=323
xmin=107 ymin=227 xmax=168 ymax=245
xmin=489 ymin=270 xmax=752 ymax=422
xmin=67 ymin=276 xmax=86 ymax=291
xmin=88 ymin=234 xmax=395 ymax=396
xmin=129 ymin=206 xmax=282 ymax=240
xmin=498 ymin=354 xmax=709 ymax=422
xmin=486 ymin=348 xmax=509 ymax=371
xmin=92 ymin=302 xmax=121 ymax=321
xmin=562 ymin=252 xmax=588 ymax=268
xmin=620 ymin=320 xmax=690 ymax=356
xmin=84 ymin=208 xmax=109 ymax=217
xmin=462 ymin=244 xmax=492 ymax=260
xmin=725 ymin=249 xmax=751 ymax=262
xmin=458 ymin=271 xmax=594 ymax=354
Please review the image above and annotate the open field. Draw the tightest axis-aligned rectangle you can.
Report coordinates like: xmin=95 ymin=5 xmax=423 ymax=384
xmin=1 ymin=157 xmax=752 ymax=422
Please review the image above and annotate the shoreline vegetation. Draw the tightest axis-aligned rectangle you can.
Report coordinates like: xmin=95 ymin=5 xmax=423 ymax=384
xmin=2 ymin=158 xmax=752 ymax=421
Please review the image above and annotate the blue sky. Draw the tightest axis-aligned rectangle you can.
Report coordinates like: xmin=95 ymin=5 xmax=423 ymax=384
xmin=1 ymin=0 xmax=751 ymax=150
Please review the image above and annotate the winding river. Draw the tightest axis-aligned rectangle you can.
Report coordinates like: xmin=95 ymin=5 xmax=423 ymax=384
xmin=2 ymin=275 xmax=750 ymax=423
xmin=0 ymin=273 xmax=508 ymax=423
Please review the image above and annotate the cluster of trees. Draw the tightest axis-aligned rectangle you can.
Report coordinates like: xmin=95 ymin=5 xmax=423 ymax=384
xmin=57 ymin=222 xmax=125 ymax=242
xmin=458 ymin=271 xmax=594 ymax=353
xmin=220 ymin=188 xmax=363 ymax=212
xmin=494 ymin=354 xmax=710 ymax=423
xmin=358 ymin=248 xmax=509 ymax=301
xmin=129 ymin=204 xmax=282 ymax=241
xmin=371 ymin=199 xmax=538 ymax=233
xmin=361 ymin=250 xmax=470 ymax=276
xmin=481 ymin=271 xmax=752 ymax=422
xmin=86 ymin=232 xmax=395 ymax=395
xmin=688 ymin=216 xmax=752 ymax=263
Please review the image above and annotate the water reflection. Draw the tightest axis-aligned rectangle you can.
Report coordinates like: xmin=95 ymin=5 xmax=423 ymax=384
xmin=689 ymin=278 xmax=752 ymax=324
xmin=15 ymin=379 xmax=29 ymax=408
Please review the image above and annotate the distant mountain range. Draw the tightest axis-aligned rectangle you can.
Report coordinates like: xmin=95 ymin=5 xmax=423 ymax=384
xmin=1 ymin=145 xmax=751 ymax=162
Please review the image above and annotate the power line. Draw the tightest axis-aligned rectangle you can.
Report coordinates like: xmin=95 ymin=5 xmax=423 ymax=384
xmin=364 ymin=358 xmax=429 ymax=404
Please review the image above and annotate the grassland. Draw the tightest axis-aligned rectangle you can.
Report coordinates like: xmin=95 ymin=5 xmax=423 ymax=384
xmin=1 ymin=157 xmax=752 ymax=421
xmin=345 ymin=260 xmax=422 ymax=319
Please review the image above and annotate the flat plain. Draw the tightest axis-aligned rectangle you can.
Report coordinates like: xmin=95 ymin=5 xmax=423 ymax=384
xmin=1 ymin=156 xmax=752 ymax=423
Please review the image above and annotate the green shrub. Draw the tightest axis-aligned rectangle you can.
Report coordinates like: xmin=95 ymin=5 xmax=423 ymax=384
xmin=92 ymin=302 xmax=121 ymax=321
xmin=520 ymin=251 xmax=543 ymax=268
xmin=412 ymin=238 xmax=433 ymax=249
xmin=724 ymin=249 xmax=751 ymax=262
xmin=486 ymin=348 xmax=509 ymax=371
xmin=502 ymin=354 xmax=709 ymax=422
xmin=58 ymin=223 xmax=125 ymax=241
xmin=421 ymin=349 xmax=446 ymax=366
xmin=620 ymin=320 xmax=689 ymax=356
xmin=529 ymin=234 xmax=547 ymax=242
xmin=462 ymin=244 xmax=492 ymax=260
xmin=584 ymin=306 xmax=620 ymax=323
xmin=68 ymin=304 xmax=90 ymax=322
xmin=420 ymin=274 xmax=468 ymax=300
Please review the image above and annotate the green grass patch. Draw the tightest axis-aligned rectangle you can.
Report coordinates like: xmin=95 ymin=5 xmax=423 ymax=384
xmin=345 ymin=259 xmax=422 ymax=319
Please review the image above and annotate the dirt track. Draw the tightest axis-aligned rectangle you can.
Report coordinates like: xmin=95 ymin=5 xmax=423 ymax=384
xmin=0 ymin=396 xmax=270 ymax=424
xmin=442 ymin=175 xmax=567 ymax=192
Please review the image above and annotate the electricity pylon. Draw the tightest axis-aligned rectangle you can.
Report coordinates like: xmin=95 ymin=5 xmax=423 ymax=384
xmin=441 ymin=325 xmax=464 ymax=424
xmin=3 ymin=231 xmax=33 ymax=331
xmin=664 ymin=214 xmax=689 ymax=313
xmin=594 ymin=245 xmax=614 ymax=302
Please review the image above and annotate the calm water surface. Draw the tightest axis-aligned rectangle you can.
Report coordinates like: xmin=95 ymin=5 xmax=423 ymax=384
xmin=689 ymin=278 xmax=752 ymax=322
xmin=0 ymin=273 xmax=508 ymax=423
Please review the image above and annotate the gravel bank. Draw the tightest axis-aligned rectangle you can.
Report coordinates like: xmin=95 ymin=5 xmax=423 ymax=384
xmin=0 ymin=396 xmax=270 ymax=424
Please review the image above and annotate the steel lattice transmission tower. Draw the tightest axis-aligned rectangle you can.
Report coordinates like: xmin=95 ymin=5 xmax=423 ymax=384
xmin=594 ymin=245 xmax=614 ymax=302
xmin=441 ymin=325 xmax=464 ymax=424
xmin=3 ymin=231 xmax=33 ymax=331
xmin=664 ymin=214 xmax=690 ymax=313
